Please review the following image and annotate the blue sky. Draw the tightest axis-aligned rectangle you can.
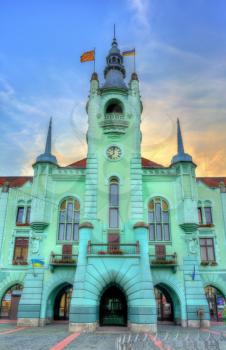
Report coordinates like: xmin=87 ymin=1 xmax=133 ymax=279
xmin=1 ymin=0 xmax=226 ymax=175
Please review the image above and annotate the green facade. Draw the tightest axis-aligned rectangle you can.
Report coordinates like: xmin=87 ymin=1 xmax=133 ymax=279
xmin=1 ymin=37 xmax=226 ymax=332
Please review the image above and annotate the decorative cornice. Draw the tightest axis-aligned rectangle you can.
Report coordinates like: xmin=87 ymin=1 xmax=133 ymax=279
xmin=133 ymin=222 xmax=149 ymax=229
xmin=79 ymin=222 xmax=94 ymax=229
xmin=180 ymin=223 xmax=199 ymax=233
xmin=31 ymin=221 xmax=49 ymax=232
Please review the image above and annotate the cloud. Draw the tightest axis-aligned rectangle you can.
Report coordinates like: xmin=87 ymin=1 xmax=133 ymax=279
xmin=127 ymin=0 xmax=150 ymax=31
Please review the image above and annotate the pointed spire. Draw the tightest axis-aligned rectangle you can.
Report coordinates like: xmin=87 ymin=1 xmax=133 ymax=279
xmin=177 ymin=118 xmax=185 ymax=155
xmin=45 ymin=117 xmax=52 ymax=154
xmin=35 ymin=118 xmax=58 ymax=165
xmin=171 ymin=118 xmax=193 ymax=165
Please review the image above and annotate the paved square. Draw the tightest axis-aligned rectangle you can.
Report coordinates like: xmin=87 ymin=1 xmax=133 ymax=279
xmin=0 ymin=322 xmax=226 ymax=350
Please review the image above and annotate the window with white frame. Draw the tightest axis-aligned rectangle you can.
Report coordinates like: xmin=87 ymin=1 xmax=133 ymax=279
xmin=109 ymin=177 xmax=119 ymax=229
xmin=197 ymin=200 xmax=213 ymax=225
xmin=199 ymin=237 xmax=215 ymax=262
xmin=16 ymin=201 xmax=31 ymax=225
xmin=148 ymin=198 xmax=170 ymax=241
xmin=58 ymin=198 xmax=80 ymax=241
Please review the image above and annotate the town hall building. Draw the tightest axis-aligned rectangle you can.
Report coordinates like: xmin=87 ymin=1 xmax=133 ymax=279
xmin=0 ymin=35 xmax=226 ymax=332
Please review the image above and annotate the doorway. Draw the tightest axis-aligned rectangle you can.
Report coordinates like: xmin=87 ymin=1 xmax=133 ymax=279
xmin=99 ymin=285 xmax=127 ymax=326
xmin=154 ymin=285 xmax=174 ymax=322
xmin=205 ymin=286 xmax=226 ymax=321
xmin=0 ymin=284 xmax=23 ymax=319
xmin=53 ymin=284 xmax=72 ymax=321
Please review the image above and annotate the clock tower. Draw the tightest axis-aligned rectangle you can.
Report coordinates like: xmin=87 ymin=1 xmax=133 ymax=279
xmin=69 ymin=35 xmax=157 ymax=333
xmin=83 ymin=34 xmax=144 ymax=231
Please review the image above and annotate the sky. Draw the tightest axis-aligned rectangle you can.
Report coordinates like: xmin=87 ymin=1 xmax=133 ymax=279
xmin=1 ymin=0 xmax=226 ymax=176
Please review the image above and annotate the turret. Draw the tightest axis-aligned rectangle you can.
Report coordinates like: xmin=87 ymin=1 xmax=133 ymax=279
xmin=171 ymin=119 xmax=198 ymax=232
xmin=102 ymin=35 xmax=127 ymax=90
xmin=35 ymin=118 xmax=58 ymax=165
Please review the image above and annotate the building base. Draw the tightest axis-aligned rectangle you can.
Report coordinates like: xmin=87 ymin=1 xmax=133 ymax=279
xmin=187 ymin=320 xmax=210 ymax=328
xmin=17 ymin=318 xmax=40 ymax=327
xmin=69 ymin=322 xmax=97 ymax=332
xmin=128 ymin=323 xmax=157 ymax=334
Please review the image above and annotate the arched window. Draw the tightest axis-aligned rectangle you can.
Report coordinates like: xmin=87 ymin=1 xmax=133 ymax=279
xmin=106 ymin=100 xmax=123 ymax=114
xmin=109 ymin=178 xmax=119 ymax=229
xmin=58 ymin=198 xmax=80 ymax=241
xmin=148 ymin=198 xmax=170 ymax=241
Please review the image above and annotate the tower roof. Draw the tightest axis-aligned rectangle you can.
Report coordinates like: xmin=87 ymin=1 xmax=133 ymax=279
xmin=171 ymin=119 xmax=193 ymax=165
xmin=35 ymin=118 xmax=58 ymax=165
xmin=102 ymin=33 xmax=127 ymax=90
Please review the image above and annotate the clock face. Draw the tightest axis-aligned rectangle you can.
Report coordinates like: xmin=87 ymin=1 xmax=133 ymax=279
xmin=106 ymin=146 xmax=122 ymax=160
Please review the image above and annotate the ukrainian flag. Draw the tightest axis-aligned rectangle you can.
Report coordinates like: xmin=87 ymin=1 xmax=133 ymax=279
xmin=122 ymin=49 xmax=135 ymax=57
xmin=31 ymin=259 xmax=44 ymax=267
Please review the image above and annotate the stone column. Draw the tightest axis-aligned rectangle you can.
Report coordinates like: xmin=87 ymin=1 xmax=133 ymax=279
xmin=129 ymin=222 xmax=157 ymax=333
xmin=17 ymin=223 xmax=47 ymax=327
xmin=181 ymin=224 xmax=210 ymax=328
xmin=69 ymin=222 xmax=97 ymax=332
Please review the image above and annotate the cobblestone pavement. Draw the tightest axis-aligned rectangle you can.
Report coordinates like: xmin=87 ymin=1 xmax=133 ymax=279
xmin=0 ymin=323 xmax=226 ymax=350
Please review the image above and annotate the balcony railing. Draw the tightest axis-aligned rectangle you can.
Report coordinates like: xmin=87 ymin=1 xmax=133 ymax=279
xmin=49 ymin=253 xmax=77 ymax=266
xmin=104 ymin=113 xmax=124 ymax=120
xmin=87 ymin=241 xmax=140 ymax=256
xmin=150 ymin=253 xmax=177 ymax=272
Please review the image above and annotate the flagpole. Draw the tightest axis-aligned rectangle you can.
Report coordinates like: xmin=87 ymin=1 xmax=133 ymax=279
xmin=134 ymin=48 xmax=136 ymax=72
xmin=93 ymin=47 xmax=96 ymax=73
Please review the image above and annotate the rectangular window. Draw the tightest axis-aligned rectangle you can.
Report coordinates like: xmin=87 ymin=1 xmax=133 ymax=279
xmin=156 ymin=224 xmax=162 ymax=240
xmin=155 ymin=203 xmax=161 ymax=223
xmin=66 ymin=224 xmax=72 ymax=240
xmin=163 ymin=224 xmax=170 ymax=241
xmin=13 ymin=237 xmax=29 ymax=264
xmin=200 ymin=238 xmax=215 ymax=262
xmin=149 ymin=224 xmax=155 ymax=241
xmin=205 ymin=207 xmax=213 ymax=225
xmin=148 ymin=211 xmax=154 ymax=223
xmin=73 ymin=223 xmax=79 ymax=241
xmin=109 ymin=184 xmax=119 ymax=207
xmin=198 ymin=207 xmax=203 ymax=224
xmin=58 ymin=224 xmax=65 ymax=240
xmin=16 ymin=207 xmax=24 ymax=224
xmin=109 ymin=208 xmax=119 ymax=228
xmin=26 ymin=206 xmax=31 ymax=224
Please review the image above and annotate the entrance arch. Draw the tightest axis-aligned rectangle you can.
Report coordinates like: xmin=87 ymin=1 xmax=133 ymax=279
xmin=205 ymin=285 xmax=226 ymax=321
xmin=53 ymin=284 xmax=72 ymax=321
xmin=154 ymin=283 xmax=181 ymax=324
xmin=99 ymin=285 xmax=127 ymax=326
xmin=46 ymin=283 xmax=73 ymax=322
xmin=0 ymin=284 xmax=23 ymax=319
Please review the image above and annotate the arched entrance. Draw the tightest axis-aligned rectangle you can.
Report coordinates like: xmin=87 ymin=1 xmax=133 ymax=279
xmin=155 ymin=285 xmax=174 ymax=322
xmin=53 ymin=284 xmax=72 ymax=321
xmin=205 ymin=286 xmax=226 ymax=321
xmin=0 ymin=284 xmax=23 ymax=319
xmin=99 ymin=285 xmax=127 ymax=326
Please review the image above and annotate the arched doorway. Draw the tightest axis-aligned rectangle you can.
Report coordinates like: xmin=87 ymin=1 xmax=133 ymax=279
xmin=154 ymin=285 xmax=174 ymax=322
xmin=53 ymin=284 xmax=72 ymax=321
xmin=205 ymin=286 xmax=226 ymax=321
xmin=99 ymin=285 xmax=127 ymax=326
xmin=0 ymin=284 xmax=23 ymax=319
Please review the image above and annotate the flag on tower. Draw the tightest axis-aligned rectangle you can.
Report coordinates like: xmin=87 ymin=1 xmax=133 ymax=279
xmin=80 ymin=50 xmax=95 ymax=63
xmin=122 ymin=49 xmax=136 ymax=57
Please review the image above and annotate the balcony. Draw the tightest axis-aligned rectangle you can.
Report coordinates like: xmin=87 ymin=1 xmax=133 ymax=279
xmin=87 ymin=241 xmax=140 ymax=257
xmin=99 ymin=113 xmax=128 ymax=134
xmin=150 ymin=253 xmax=178 ymax=273
xmin=49 ymin=252 xmax=77 ymax=272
